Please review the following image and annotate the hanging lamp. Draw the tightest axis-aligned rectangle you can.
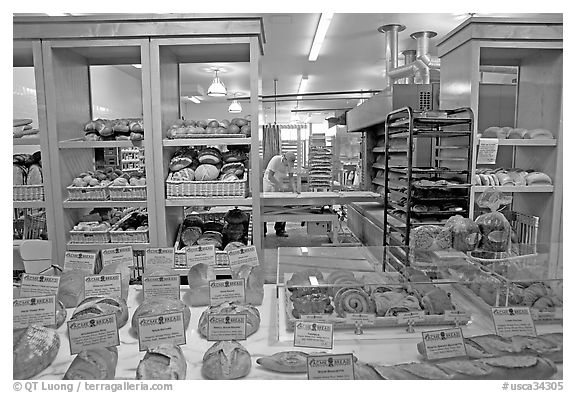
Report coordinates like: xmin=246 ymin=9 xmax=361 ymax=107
xmin=207 ymin=68 xmax=227 ymax=97
xmin=228 ymin=93 xmax=242 ymax=113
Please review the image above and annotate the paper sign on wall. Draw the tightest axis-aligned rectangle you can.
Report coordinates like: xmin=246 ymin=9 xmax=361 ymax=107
xmin=307 ymin=353 xmax=355 ymax=380
xmin=137 ymin=311 xmax=186 ymax=351
xmin=145 ymin=248 xmax=175 ymax=270
xmin=207 ymin=314 xmax=247 ymax=341
xmin=294 ymin=321 xmax=333 ymax=349
xmin=208 ymin=279 xmax=245 ymax=305
xmin=185 ymin=245 xmax=216 ymax=268
xmin=101 ymin=246 xmax=134 ymax=268
xmin=19 ymin=274 xmax=61 ymax=297
xmin=491 ymin=307 xmax=536 ymax=337
xmin=64 ymin=251 xmax=97 ymax=273
xmin=477 ymin=138 xmax=499 ymax=165
xmin=227 ymin=246 xmax=259 ymax=271
xmin=67 ymin=313 xmax=119 ymax=355
xmin=84 ymin=273 xmax=122 ymax=298
xmin=142 ymin=275 xmax=180 ymax=301
xmin=13 ymin=295 xmax=56 ymax=329
xmin=421 ymin=328 xmax=467 ymax=360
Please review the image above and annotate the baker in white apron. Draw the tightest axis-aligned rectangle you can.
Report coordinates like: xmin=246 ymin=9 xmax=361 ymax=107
xmin=263 ymin=152 xmax=297 ymax=237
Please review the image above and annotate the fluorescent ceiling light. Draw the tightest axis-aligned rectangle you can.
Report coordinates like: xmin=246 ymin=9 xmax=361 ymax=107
xmin=308 ymin=13 xmax=334 ymax=62
xmin=187 ymin=96 xmax=201 ymax=104
xmin=297 ymin=76 xmax=309 ymax=100
xmin=132 ymin=64 xmax=142 ymax=69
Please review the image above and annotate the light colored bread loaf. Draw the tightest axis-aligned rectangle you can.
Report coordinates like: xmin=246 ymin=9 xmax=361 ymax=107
xmin=136 ymin=344 xmax=187 ymax=380
xmin=131 ymin=298 xmax=191 ymax=336
xmin=99 ymin=261 xmax=130 ymax=300
xmin=71 ymin=296 xmax=129 ymax=328
xmin=198 ymin=302 xmax=260 ymax=338
xmin=63 ymin=347 xmax=118 ymax=380
xmin=13 ymin=325 xmax=60 ymax=379
xmin=58 ymin=270 xmax=88 ymax=307
xmin=202 ymin=341 xmax=251 ymax=380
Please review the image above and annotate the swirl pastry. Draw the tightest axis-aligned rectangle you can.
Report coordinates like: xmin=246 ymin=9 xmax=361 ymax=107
xmin=384 ymin=295 xmax=422 ymax=317
xmin=421 ymin=288 xmax=454 ymax=315
xmin=334 ymin=287 xmax=375 ymax=317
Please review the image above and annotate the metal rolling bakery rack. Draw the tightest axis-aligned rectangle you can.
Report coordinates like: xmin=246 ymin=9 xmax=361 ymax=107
xmin=382 ymin=106 xmax=474 ymax=268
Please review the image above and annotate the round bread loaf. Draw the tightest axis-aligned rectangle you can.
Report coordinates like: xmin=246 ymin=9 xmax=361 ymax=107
xmin=131 ymin=298 xmax=191 ymax=336
xmin=198 ymin=302 xmax=261 ymax=338
xmin=223 ymin=241 xmax=246 ymax=252
xmin=64 ymin=347 xmax=118 ymax=380
xmin=186 ymin=263 xmax=210 ymax=306
xmin=100 ymin=261 xmax=130 ymax=301
xmin=201 ymin=341 xmax=251 ymax=380
xmin=13 ymin=325 xmax=60 ymax=380
xmin=198 ymin=147 xmax=222 ymax=165
xmin=194 ymin=164 xmax=220 ymax=181
xmin=231 ymin=265 xmax=264 ymax=305
xmin=71 ymin=296 xmax=129 ymax=329
xmin=181 ymin=226 xmax=202 ymax=246
xmin=58 ymin=270 xmax=89 ymax=307
xmin=136 ymin=344 xmax=186 ymax=380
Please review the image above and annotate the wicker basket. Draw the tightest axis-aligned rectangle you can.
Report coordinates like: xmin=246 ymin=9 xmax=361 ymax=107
xmin=13 ymin=185 xmax=44 ymax=202
xmin=110 ymin=211 xmax=149 ymax=243
xmin=69 ymin=229 xmax=110 ymax=244
xmin=67 ymin=185 xmax=109 ymax=201
xmin=14 ymin=210 xmax=47 ymax=240
xmin=109 ymin=185 xmax=147 ymax=200
xmin=166 ymin=177 xmax=247 ymax=198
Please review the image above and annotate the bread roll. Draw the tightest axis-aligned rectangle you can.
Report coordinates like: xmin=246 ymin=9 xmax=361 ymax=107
xmin=13 ymin=325 xmax=60 ymax=379
xmin=508 ymin=128 xmax=528 ymax=139
xmin=131 ymin=298 xmax=191 ymax=336
xmin=136 ymin=344 xmax=187 ymax=380
xmin=198 ymin=302 xmax=261 ymax=338
xmin=58 ymin=270 xmax=89 ymax=307
xmin=202 ymin=341 xmax=251 ymax=380
xmin=482 ymin=127 xmax=503 ymax=138
xmin=71 ymin=296 xmax=129 ymax=328
xmin=256 ymin=351 xmax=309 ymax=373
xmin=63 ymin=347 xmax=118 ymax=380
xmin=99 ymin=261 xmax=130 ymax=300
xmin=525 ymin=172 xmax=552 ymax=186
xmin=526 ymin=129 xmax=554 ymax=139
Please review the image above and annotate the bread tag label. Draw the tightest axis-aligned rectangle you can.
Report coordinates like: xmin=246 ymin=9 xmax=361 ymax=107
xmin=294 ymin=321 xmax=333 ymax=349
xmin=301 ymin=314 xmax=332 ymax=324
xmin=67 ymin=313 xmax=120 ymax=355
xmin=84 ymin=273 xmax=122 ymax=298
xmin=208 ymin=278 xmax=246 ymax=305
xmin=137 ymin=311 xmax=186 ymax=351
xmin=13 ymin=295 xmax=56 ymax=329
xmin=443 ymin=310 xmax=471 ymax=323
xmin=207 ymin=314 xmax=247 ymax=341
xmin=397 ymin=311 xmax=425 ymax=325
xmin=491 ymin=307 xmax=536 ymax=337
xmin=421 ymin=327 xmax=467 ymax=360
xmin=477 ymin=138 xmax=499 ymax=165
xmin=227 ymin=246 xmax=259 ymax=271
xmin=307 ymin=353 xmax=355 ymax=380
xmin=345 ymin=313 xmax=376 ymax=326
xmin=64 ymin=251 xmax=97 ymax=273
xmin=142 ymin=275 xmax=180 ymax=301
xmin=19 ymin=274 xmax=60 ymax=297
xmin=145 ymin=248 xmax=175 ymax=269
xmin=531 ymin=307 xmax=563 ymax=321
xmin=101 ymin=246 xmax=134 ymax=268
xmin=185 ymin=245 xmax=216 ymax=268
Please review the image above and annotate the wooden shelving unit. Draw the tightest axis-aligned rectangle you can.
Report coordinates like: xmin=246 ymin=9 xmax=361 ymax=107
xmin=162 ymin=137 xmax=251 ymax=147
xmin=58 ymin=139 xmax=145 ymax=149
xmin=473 ymin=185 xmax=554 ymax=193
xmin=474 ymin=138 xmax=557 ymax=147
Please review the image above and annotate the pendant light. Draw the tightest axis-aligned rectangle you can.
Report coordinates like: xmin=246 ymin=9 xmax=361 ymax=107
xmin=207 ymin=68 xmax=227 ymax=97
xmin=228 ymin=92 xmax=242 ymax=113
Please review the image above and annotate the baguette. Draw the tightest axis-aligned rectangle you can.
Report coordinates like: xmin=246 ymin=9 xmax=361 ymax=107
xmin=64 ymin=347 xmax=118 ymax=380
xmin=136 ymin=344 xmax=187 ymax=380
xmin=371 ymin=355 xmax=557 ymax=380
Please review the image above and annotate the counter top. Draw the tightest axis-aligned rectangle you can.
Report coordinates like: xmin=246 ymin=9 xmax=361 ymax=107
xmin=261 ymin=191 xmax=379 ymax=206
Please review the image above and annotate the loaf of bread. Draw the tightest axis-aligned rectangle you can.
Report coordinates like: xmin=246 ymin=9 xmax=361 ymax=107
xmin=71 ymin=296 xmax=129 ymax=329
xmin=136 ymin=344 xmax=187 ymax=380
xmin=525 ymin=129 xmax=554 ymax=139
xmin=231 ymin=264 xmax=264 ymax=305
xmin=198 ymin=302 xmax=261 ymax=338
xmin=63 ymin=347 xmax=118 ymax=380
xmin=256 ymin=351 xmax=309 ymax=373
xmin=370 ymin=355 xmax=557 ymax=380
xmin=99 ymin=261 xmax=130 ymax=300
xmin=58 ymin=270 xmax=89 ymax=307
xmin=187 ymin=263 xmax=210 ymax=306
xmin=202 ymin=341 xmax=251 ymax=380
xmin=508 ymin=128 xmax=528 ymax=139
xmin=13 ymin=325 xmax=60 ymax=379
xmin=131 ymin=298 xmax=191 ymax=336
xmin=525 ymin=172 xmax=552 ymax=186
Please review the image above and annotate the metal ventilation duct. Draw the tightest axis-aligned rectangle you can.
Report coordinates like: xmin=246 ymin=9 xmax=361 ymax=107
xmin=402 ymin=49 xmax=417 ymax=84
xmin=378 ymin=23 xmax=405 ymax=90
xmin=411 ymin=31 xmax=437 ymax=84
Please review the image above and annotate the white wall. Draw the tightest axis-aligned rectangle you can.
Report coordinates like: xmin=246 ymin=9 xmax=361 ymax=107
xmin=181 ymin=100 xmax=251 ymax=123
xmin=90 ymin=66 xmax=143 ymax=119
xmin=13 ymin=67 xmax=38 ymax=128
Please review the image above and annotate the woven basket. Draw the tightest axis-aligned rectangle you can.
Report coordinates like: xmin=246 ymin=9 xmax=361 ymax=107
xmin=166 ymin=177 xmax=247 ymax=198
xmin=109 ymin=185 xmax=147 ymax=200
xmin=110 ymin=211 xmax=149 ymax=243
xmin=69 ymin=230 xmax=110 ymax=244
xmin=13 ymin=185 xmax=44 ymax=202
xmin=67 ymin=185 xmax=109 ymax=201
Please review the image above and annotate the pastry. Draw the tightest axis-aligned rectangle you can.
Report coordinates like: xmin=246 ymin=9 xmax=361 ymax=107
xmin=421 ymin=288 xmax=454 ymax=315
xmin=13 ymin=325 xmax=60 ymax=379
xmin=131 ymin=298 xmax=191 ymax=336
xmin=201 ymin=341 xmax=251 ymax=380
xmin=291 ymin=292 xmax=333 ymax=318
xmin=71 ymin=296 xmax=129 ymax=329
xmin=256 ymin=351 xmax=309 ymax=373
xmin=136 ymin=344 xmax=187 ymax=380
xmin=384 ymin=295 xmax=422 ymax=317
xmin=198 ymin=302 xmax=260 ymax=338
xmin=64 ymin=347 xmax=118 ymax=380
xmin=372 ymin=291 xmax=405 ymax=316
xmin=333 ymin=287 xmax=375 ymax=317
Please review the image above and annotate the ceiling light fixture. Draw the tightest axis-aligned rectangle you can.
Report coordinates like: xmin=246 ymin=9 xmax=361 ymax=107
xmin=297 ymin=76 xmax=309 ymax=100
xmin=308 ymin=13 xmax=334 ymax=62
xmin=132 ymin=64 xmax=142 ymax=69
xmin=228 ymin=93 xmax=242 ymax=113
xmin=187 ymin=96 xmax=201 ymax=104
xmin=207 ymin=68 xmax=227 ymax=97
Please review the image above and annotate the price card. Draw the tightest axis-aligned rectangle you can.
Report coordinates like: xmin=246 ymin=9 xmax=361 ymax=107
xmin=301 ymin=314 xmax=332 ymax=324
xmin=67 ymin=313 xmax=119 ymax=355
xmin=307 ymin=353 xmax=355 ymax=380
xmin=294 ymin=321 xmax=333 ymax=349
xmin=531 ymin=307 xmax=563 ymax=321
xmin=13 ymin=295 xmax=57 ymax=329
xmin=145 ymin=248 xmax=175 ymax=270
xmin=84 ymin=273 xmax=122 ymax=298
xmin=421 ymin=328 xmax=467 ymax=360
xmin=142 ymin=275 xmax=180 ymax=301
xmin=185 ymin=245 xmax=216 ymax=268
xmin=345 ymin=313 xmax=376 ymax=326
xmin=477 ymin=138 xmax=499 ymax=165
xmin=207 ymin=314 xmax=247 ymax=341
xmin=443 ymin=310 xmax=471 ymax=324
xmin=208 ymin=278 xmax=245 ymax=305
xmin=491 ymin=307 xmax=536 ymax=337
xmin=19 ymin=274 xmax=60 ymax=297
xmin=63 ymin=251 xmax=97 ymax=273
xmin=397 ymin=311 xmax=425 ymax=325
xmin=101 ymin=246 xmax=134 ymax=268
xmin=137 ymin=311 xmax=186 ymax=352
xmin=227 ymin=246 xmax=260 ymax=271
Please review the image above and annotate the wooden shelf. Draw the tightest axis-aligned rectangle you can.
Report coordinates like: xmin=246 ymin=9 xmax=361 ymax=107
xmin=372 ymin=163 xmax=386 ymax=170
xmin=67 ymin=242 xmax=149 ymax=251
xmin=372 ymin=147 xmax=386 ymax=153
xmin=372 ymin=178 xmax=387 ymax=187
xmin=473 ymin=185 xmax=554 ymax=193
xmin=476 ymin=138 xmax=557 ymax=147
xmin=13 ymin=136 xmax=41 ymax=145
xmin=63 ymin=199 xmax=147 ymax=208
xmin=13 ymin=200 xmax=46 ymax=208
xmin=163 ymin=137 xmax=251 ymax=146
xmin=59 ymin=138 xmax=145 ymax=149
xmin=165 ymin=197 xmax=253 ymax=207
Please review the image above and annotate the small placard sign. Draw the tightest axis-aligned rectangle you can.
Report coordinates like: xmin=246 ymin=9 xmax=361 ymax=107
xmin=145 ymin=248 xmax=175 ymax=270
xmin=477 ymin=138 xmax=499 ymax=165
xmin=101 ymin=246 xmax=134 ymax=268
xmin=227 ymin=246 xmax=259 ymax=271
xmin=421 ymin=327 xmax=467 ymax=360
xmin=207 ymin=314 xmax=247 ymax=341
xmin=397 ymin=311 xmax=425 ymax=325
xmin=491 ymin=307 xmax=536 ymax=337
xmin=63 ymin=251 xmax=97 ymax=273
xmin=345 ymin=313 xmax=376 ymax=326
xmin=294 ymin=321 xmax=333 ymax=350
xmin=185 ymin=245 xmax=216 ymax=268
xmin=307 ymin=353 xmax=355 ymax=380
xmin=84 ymin=273 xmax=122 ymax=299
xmin=67 ymin=313 xmax=120 ymax=355
xmin=208 ymin=279 xmax=246 ymax=305
xmin=142 ymin=275 xmax=181 ymax=301
xmin=20 ymin=274 xmax=60 ymax=297
xmin=13 ymin=295 xmax=56 ymax=329
xmin=137 ymin=311 xmax=186 ymax=352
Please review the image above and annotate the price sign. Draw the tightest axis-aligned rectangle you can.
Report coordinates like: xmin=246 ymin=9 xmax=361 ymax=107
xmin=208 ymin=279 xmax=246 ymax=305
xmin=142 ymin=275 xmax=180 ymax=301
xmin=137 ymin=311 xmax=186 ymax=352
xmin=185 ymin=245 xmax=216 ymax=268
xmin=491 ymin=307 xmax=536 ymax=337
xmin=307 ymin=353 xmax=355 ymax=380
xmin=101 ymin=246 xmax=134 ymax=268
xmin=443 ymin=310 xmax=471 ymax=324
xmin=477 ymin=138 xmax=499 ymax=165
xmin=421 ymin=328 xmax=467 ymax=360
xmin=63 ymin=251 xmax=97 ymax=273
xmin=67 ymin=313 xmax=119 ymax=355
xmin=13 ymin=295 xmax=57 ymax=329
xmin=84 ymin=273 xmax=122 ymax=298
xmin=145 ymin=248 xmax=175 ymax=270
xmin=301 ymin=314 xmax=332 ymax=324
xmin=397 ymin=311 xmax=425 ymax=325
xmin=345 ymin=313 xmax=376 ymax=326
xmin=19 ymin=274 xmax=60 ymax=297
xmin=207 ymin=314 xmax=247 ymax=341
xmin=227 ymin=246 xmax=259 ymax=271
xmin=294 ymin=321 xmax=333 ymax=350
